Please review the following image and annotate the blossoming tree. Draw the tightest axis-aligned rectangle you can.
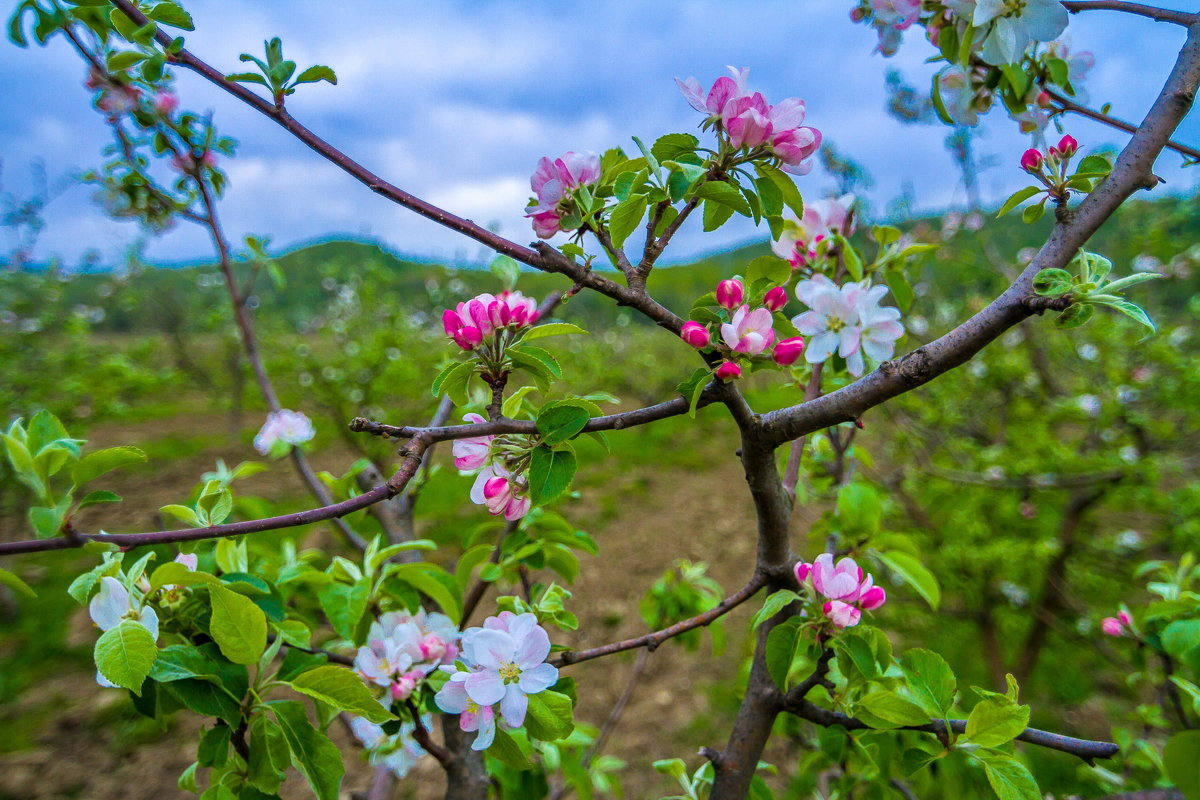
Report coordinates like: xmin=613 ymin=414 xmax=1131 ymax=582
xmin=3 ymin=1 xmax=1199 ymax=799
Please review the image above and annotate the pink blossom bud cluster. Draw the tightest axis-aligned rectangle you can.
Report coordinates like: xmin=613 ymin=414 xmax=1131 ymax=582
xmin=792 ymin=275 xmax=903 ymax=377
xmin=794 ymin=553 xmax=887 ymax=629
xmin=675 ymin=67 xmax=821 ymax=175
xmin=453 ymin=414 xmax=532 ymax=521
xmin=1021 ymin=134 xmax=1078 ymax=175
xmin=354 ymin=609 xmax=460 ymax=703
xmin=680 ymin=278 xmax=807 ymax=381
xmin=526 ymin=151 xmax=602 ymax=238
xmin=435 ymin=611 xmax=559 ymax=750
xmin=170 ymin=149 xmax=218 ymax=174
xmin=1100 ymin=610 xmax=1133 ymax=637
xmin=442 ymin=291 xmax=540 ymax=351
xmin=772 ymin=194 xmax=856 ymax=269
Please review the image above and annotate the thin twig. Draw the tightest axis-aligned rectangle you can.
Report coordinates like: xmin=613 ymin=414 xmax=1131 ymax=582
xmin=1062 ymin=0 xmax=1198 ymax=26
xmin=1047 ymin=88 xmax=1200 ymax=162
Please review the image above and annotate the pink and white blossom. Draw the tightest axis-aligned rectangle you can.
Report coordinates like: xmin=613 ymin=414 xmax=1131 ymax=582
xmin=973 ymin=0 xmax=1069 ymax=65
xmin=443 ymin=291 xmax=541 ymax=350
xmin=253 ymin=409 xmax=315 ymax=455
xmin=526 ymin=151 xmax=601 ymax=238
xmin=771 ymin=195 xmax=855 ymax=268
xmin=680 ymin=321 xmax=711 ymax=349
xmin=792 ymin=276 xmax=902 ymax=377
xmin=452 ymin=413 xmax=494 ymax=471
xmin=435 ymin=674 xmax=497 ymax=750
xmin=794 ymin=553 xmax=888 ymax=629
xmin=716 ymin=279 xmax=746 ymax=310
xmin=349 ymin=716 xmax=428 ymax=777
xmin=823 ymin=600 xmax=863 ymax=629
xmin=470 ymin=463 xmax=531 ymax=521
xmin=355 ymin=608 xmax=459 ymax=699
xmin=721 ymin=305 xmax=777 ymax=356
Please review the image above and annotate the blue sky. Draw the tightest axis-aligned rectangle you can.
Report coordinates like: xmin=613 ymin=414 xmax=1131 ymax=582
xmin=2 ymin=0 xmax=1198 ymax=268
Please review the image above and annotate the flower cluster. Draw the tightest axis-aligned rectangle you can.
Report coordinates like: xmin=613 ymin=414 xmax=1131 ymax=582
xmin=676 ymin=67 xmax=821 ymax=175
xmin=453 ymin=414 xmax=531 ymax=521
xmin=795 ymin=553 xmax=887 ymax=629
xmin=1101 ymin=610 xmax=1133 ymax=637
xmin=771 ymin=194 xmax=856 ymax=269
xmin=253 ymin=409 xmax=316 ymax=456
xmin=851 ymin=0 xmax=922 ymax=56
xmin=526 ymin=151 xmax=601 ymax=238
xmin=793 ymin=275 xmax=904 ymax=377
xmin=679 ymin=278 xmax=806 ymax=381
xmin=435 ymin=611 xmax=559 ymax=750
xmin=948 ymin=0 xmax=1069 ymax=66
xmin=442 ymin=291 xmax=540 ymax=352
xmin=354 ymin=609 xmax=459 ymax=702
xmin=349 ymin=716 xmax=428 ymax=779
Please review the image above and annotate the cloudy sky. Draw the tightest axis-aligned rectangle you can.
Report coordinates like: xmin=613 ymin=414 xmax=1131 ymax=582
xmin=2 ymin=1 xmax=1198 ymax=269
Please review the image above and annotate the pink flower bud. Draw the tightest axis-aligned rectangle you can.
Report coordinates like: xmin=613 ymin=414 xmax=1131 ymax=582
xmin=716 ymin=279 xmax=746 ymax=310
xmin=849 ymin=7 xmax=866 ymax=22
xmin=773 ymin=337 xmax=806 ymax=366
xmin=794 ymin=561 xmax=812 ymax=583
xmin=390 ymin=673 xmax=418 ymax=700
xmin=420 ymin=634 xmax=447 ymax=662
xmin=680 ymin=321 xmax=711 ymax=348
xmin=483 ymin=476 xmax=510 ymax=501
xmin=715 ymin=361 xmax=742 ymax=381
xmin=1057 ymin=134 xmax=1078 ymax=158
xmin=763 ymin=286 xmax=788 ymax=312
xmin=1036 ymin=90 xmax=1052 ymax=108
xmin=1118 ymin=610 xmax=1133 ymax=627
xmin=823 ymin=600 xmax=862 ymax=629
xmin=1100 ymin=617 xmax=1124 ymax=636
xmin=153 ymin=91 xmax=179 ymax=115
xmin=1020 ymin=148 xmax=1044 ymax=173
xmin=859 ymin=586 xmax=887 ymax=611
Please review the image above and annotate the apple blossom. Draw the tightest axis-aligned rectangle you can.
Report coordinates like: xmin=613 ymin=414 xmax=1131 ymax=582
xmin=1101 ymin=610 xmax=1133 ymax=636
xmin=1051 ymin=133 xmax=1078 ymax=159
xmin=773 ymin=337 xmax=806 ymax=366
xmin=971 ymin=0 xmax=1069 ymax=66
xmin=470 ymin=463 xmax=531 ymax=521
xmin=716 ymin=279 xmax=746 ymax=310
xmin=763 ymin=286 xmax=788 ymax=312
xmin=152 ymin=91 xmax=179 ymax=115
xmin=452 ymin=413 xmax=494 ymax=471
xmin=721 ymin=305 xmax=777 ymax=356
xmin=793 ymin=276 xmax=902 ymax=377
xmin=443 ymin=291 xmax=540 ymax=351
xmin=771 ymin=194 xmax=855 ymax=268
xmin=457 ymin=613 xmax=559 ymax=729
xmin=867 ymin=0 xmax=922 ymax=56
xmin=349 ymin=716 xmax=428 ymax=778
xmin=680 ymin=321 xmax=711 ymax=349
xmin=356 ymin=608 xmax=460 ymax=698
xmin=1045 ymin=39 xmax=1096 ymax=102
xmin=855 ymin=284 xmax=905 ymax=367
xmin=715 ymin=361 xmax=742 ymax=381
xmin=794 ymin=553 xmax=888 ymax=629
xmin=434 ymin=673 xmax=497 ymax=750
xmin=937 ymin=66 xmax=987 ymax=127
xmin=253 ymin=409 xmax=315 ymax=455
xmin=526 ymin=151 xmax=601 ymax=238
xmin=1021 ymin=148 xmax=1044 ymax=172
xmin=89 ymin=576 xmax=159 ymax=687
xmin=824 ymin=600 xmax=863 ymax=628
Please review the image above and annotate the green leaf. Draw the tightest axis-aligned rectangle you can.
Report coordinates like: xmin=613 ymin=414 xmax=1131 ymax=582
xmin=900 ymin=649 xmax=956 ymax=718
xmin=0 ymin=566 xmax=35 ymax=598
xmin=676 ymin=367 xmax=711 ymax=418
xmin=489 ymin=255 xmax=520 ymax=290
xmin=1163 ymin=619 xmax=1200 ymax=674
xmin=765 ymin=619 xmax=801 ymax=690
xmin=702 ymin=197 xmax=735 ymax=231
xmin=76 ymin=490 xmax=121 ymax=510
xmin=964 ymin=697 xmax=1030 ymax=747
xmin=885 ymin=270 xmax=914 ymax=312
xmin=431 ymin=360 xmax=474 ymax=406
xmin=198 ymin=723 xmax=232 ymax=768
xmin=1055 ymin=302 xmax=1094 ymax=329
xmin=1101 ymin=272 xmax=1163 ymax=294
xmin=876 ymin=550 xmax=940 ymax=610
xmin=537 ymin=405 xmax=590 ymax=446
xmin=521 ymin=323 xmax=589 ymax=342
xmin=488 ymin=727 xmax=534 ymax=771
xmin=269 ymin=700 xmax=344 ymax=800
xmin=317 ymin=579 xmax=370 ymax=639
xmin=745 ymin=255 xmax=791 ymax=287
xmin=608 ymin=194 xmax=648 ymax=250
xmin=509 ymin=344 xmax=562 ymax=379
xmin=209 ymin=584 xmax=267 ymax=665
xmin=1096 ymin=298 xmax=1157 ymax=333
xmin=71 ymin=443 xmax=147 ymax=489
xmin=750 ymin=590 xmax=799 ymax=629
xmin=695 ymin=181 xmax=752 ymax=215
xmin=996 ymin=186 xmax=1041 ymax=218
xmin=227 ymin=71 xmax=270 ymax=87
xmin=651 ymin=133 xmax=699 ymax=162
xmin=981 ymin=754 xmax=1041 ymax=800
xmin=106 ymin=50 xmax=146 ymax=70
xmin=753 ymin=176 xmax=783 ymax=216
xmin=147 ymin=0 xmax=194 ymax=30
xmin=148 ymin=561 xmax=219 ymax=592
xmin=1021 ymin=201 xmax=1046 ymax=224
xmin=1076 ymin=154 xmax=1111 ymax=176
xmin=29 ymin=505 xmax=64 ymax=539
xmin=248 ymin=716 xmax=288 ymax=794
xmin=756 ymin=164 xmax=804 ymax=218
xmin=840 ymin=236 xmax=864 ymax=281
xmin=386 ymin=563 xmax=462 ymax=625
xmin=1164 ymin=730 xmax=1200 ymax=800
xmin=524 ymin=689 xmax=575 ymax=741
xmin=294 ymin=64 xmax=336 ymax=85
xmin=95 ymin=620 xmax=158 ymax=693
xmin=289 ymin=665 xmax=394 ymax=723
xmin=528 ymin=445 xmax=577 ymax=505
xmin=858 ymin=690 xmax=929 ymax=727
xmin=1032 ymin=268 xmax=1073 ymax=296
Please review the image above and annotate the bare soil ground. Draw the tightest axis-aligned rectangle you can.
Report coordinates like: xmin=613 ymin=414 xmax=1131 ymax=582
xmin=0 ymin=411 xmax=819 ymax=799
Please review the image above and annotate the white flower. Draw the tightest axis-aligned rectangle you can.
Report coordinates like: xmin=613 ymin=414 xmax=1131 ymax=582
xmin=792 ymin=277 xmax=902 ymax=377
xmin=974 ymin=0 xmax=1069 ymax=65
xmin=89 ymin=576 xmax=159 ymax=687
xmin=253 ymin=409 xmax=315 ymax=456
xmin=349 ymin=716 xmax=428 ymax=778
xmin=938 ymin=66 xmax=982 ymax=126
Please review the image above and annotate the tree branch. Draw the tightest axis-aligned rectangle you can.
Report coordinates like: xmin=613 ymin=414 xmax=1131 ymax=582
xmin=780 ymin=696 xmax=1120 ymax=763
xmin=1062 ymin=1 xmax=1198 ymax=26
xmin=759 ymin=24 xmax=1200 ymax=447
xmin=1047 ymin=88 xmax=1200 ymax=162
xmin=552 ymin=572 xmax=766 ymax=666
